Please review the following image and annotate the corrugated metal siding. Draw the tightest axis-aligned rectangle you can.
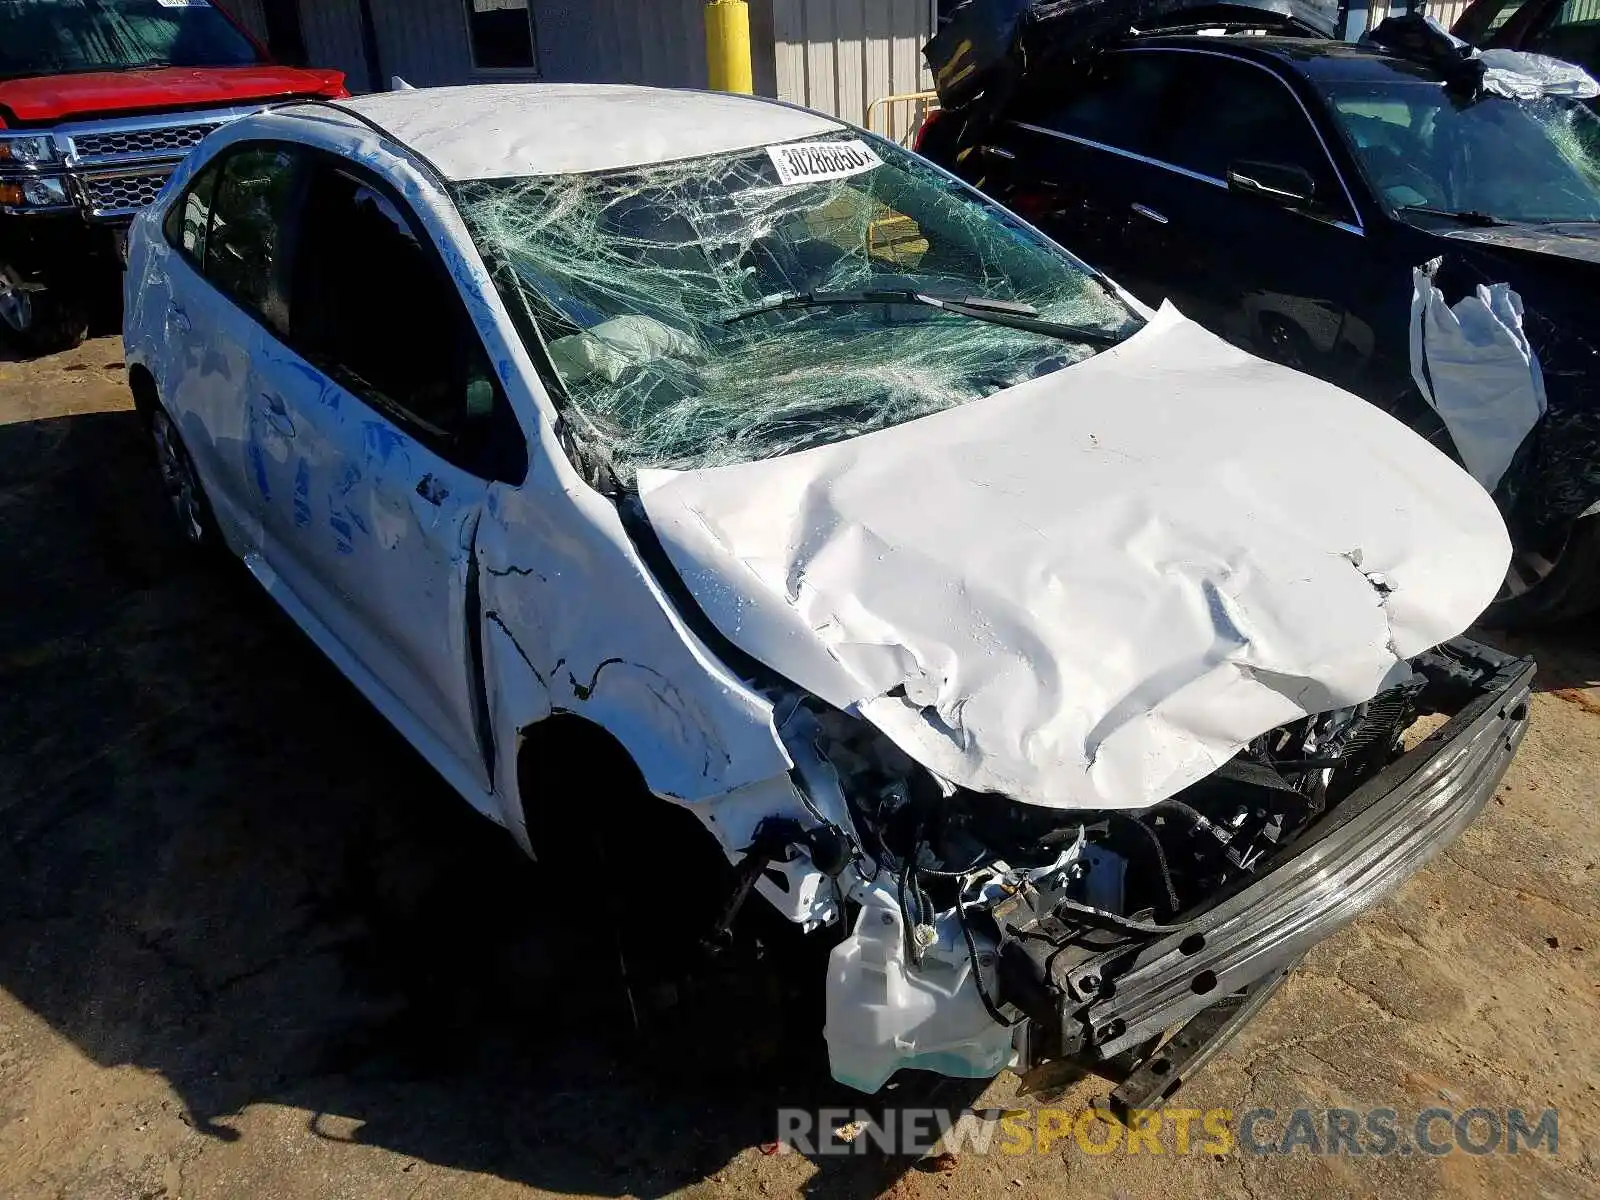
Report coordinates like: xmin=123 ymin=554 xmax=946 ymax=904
xmin=298 ymin=0 xmax=373 ymax=91
xmin=772 ymin=0 xmax=937 ymax=141
xmin=536 ymin=0 xmax=708 ymax=86
xmin=302 ymin=0 xmax=709 ymax=94
xmin=214 ymin=0 xmax=270 ymax=45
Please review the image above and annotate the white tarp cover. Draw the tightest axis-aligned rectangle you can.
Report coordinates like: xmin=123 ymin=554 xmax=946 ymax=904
xmin=640 ymin=306 xmax=1511 ymax=812
xmin=1410 ymin=267 xmax=1548 ymax=493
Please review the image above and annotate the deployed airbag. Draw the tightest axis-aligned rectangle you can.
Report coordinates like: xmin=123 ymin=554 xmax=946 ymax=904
xmin=1410 ymin=265 xmax=1548 ymax=493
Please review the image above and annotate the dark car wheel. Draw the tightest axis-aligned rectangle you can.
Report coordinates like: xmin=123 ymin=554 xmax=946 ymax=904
xmin=0 ymin=268 xmax=90 ymax=357
xmin=1485 ymin=515 xmax=1600 ymax=627
xmin=149 ymin=408 xmax=218 ymax=549
xmin=1259 ymin=315 xmax=1313 ymax=373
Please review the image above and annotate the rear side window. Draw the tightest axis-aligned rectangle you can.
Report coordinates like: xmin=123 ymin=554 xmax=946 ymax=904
xmin=288 ymin=159 xmax=495 ymax=444
xmin=206 ymin=145 xmax=300 ymax=332
xmin=1038 ymin=52 xmax=1178 ymax=156
xmin=164 ymin=159 xmax=222 ymax=264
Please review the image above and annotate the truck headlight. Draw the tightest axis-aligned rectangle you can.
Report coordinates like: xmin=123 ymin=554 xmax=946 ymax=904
xmin=0 ymin=176 xmax=70 ymax=208
xmin=0 ymin=135 xmax=59 ymax=166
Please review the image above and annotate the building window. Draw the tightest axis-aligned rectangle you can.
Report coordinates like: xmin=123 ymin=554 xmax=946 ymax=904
xmin=464 ymin=0 xmax=538 ymax=70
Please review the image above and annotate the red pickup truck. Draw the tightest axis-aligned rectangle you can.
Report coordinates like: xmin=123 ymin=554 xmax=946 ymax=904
xmin=0 ymin=0 xmax=346 ymax=353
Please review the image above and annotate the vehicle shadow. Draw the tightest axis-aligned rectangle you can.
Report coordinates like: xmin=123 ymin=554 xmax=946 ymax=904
xmin=0 ymin=408 xmax=987 ymax=1196
xmin=1473 ymin=622 xmax=1600 ymax=697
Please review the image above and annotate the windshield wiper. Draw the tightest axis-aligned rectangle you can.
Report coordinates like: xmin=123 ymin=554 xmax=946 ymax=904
xmin=1396 ymin=205 xmax=1514 ymax=227
xmin=722 ymin=288 xmax=1124 ymax=347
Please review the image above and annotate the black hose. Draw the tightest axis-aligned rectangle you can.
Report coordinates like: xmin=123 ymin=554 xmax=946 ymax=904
xmin=957 ymin=883 xmax=1023 ymax=1028
xmin=1111 ymin=810 xmax=1182 ymax=916
xmin=1056 ymin=897 xmax=1188 ymax=936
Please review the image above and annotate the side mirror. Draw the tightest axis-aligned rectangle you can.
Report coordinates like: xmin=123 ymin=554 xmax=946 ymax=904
xmin=1227 ymin=161 xmax=1317 ymax=208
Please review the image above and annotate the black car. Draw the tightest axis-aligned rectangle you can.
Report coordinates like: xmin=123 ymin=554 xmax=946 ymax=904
xmin=921 ymin=5 xmax=1600 ymax=625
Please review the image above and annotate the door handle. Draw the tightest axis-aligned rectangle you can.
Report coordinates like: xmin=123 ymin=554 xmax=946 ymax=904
xmin=1131 ymin=203 xmax=1169 ymax=225
xmin=170 ymin=305 xmax=191 ymax=333
xmin=260 ymin=392 xmax=295 ymax=437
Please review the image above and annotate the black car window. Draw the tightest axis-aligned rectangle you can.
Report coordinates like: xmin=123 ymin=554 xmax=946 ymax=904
xmin=163 ymin=158 xmax=222 ymax=265
xmin=1036 ymin=51 xmax=1178 ymax=156
xmin=288 ymin=156 xmax=514 ymax=473
xmin=1151 ymin=53 xmax=1350 ymax=217
xmin=205 ymin=144 xmax=300 ymax=333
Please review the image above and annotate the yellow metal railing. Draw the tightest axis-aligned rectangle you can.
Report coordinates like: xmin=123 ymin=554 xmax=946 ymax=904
xmin=865 ymin=90 xmax=941 ymax=147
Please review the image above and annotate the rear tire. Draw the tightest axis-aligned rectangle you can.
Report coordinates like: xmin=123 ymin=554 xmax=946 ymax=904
xmin=148 ymin=407 xmax=219 ymax=551
xmin=0 ymin=269 xmax=89 ymax=356
xmin=1485 ymin=515 xmax=1600 ymax=628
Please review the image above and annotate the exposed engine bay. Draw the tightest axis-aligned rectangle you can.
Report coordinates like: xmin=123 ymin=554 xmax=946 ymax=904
xmin=738 ymin=637 xmax=1530 ymax=1095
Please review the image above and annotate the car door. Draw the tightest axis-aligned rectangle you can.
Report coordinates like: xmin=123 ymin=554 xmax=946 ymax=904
xmin=247 ymin=150 xmax=524 ymax=793
xmin=1123 ymin=49 xmax=1378 ymax=375
xmin=157 ymin=144 xmax=300 ymax=553
xmin=984 ymin=50 xmax=1185 ymax=300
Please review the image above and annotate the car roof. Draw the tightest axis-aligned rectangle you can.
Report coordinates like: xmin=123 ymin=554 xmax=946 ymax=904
xmin=325 ymin=83 xmax=845 ymax=181
xmin=1126 ymin=33 xmax=1447 ymax=84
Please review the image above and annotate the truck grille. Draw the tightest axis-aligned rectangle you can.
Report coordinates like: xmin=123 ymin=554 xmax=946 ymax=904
xmin=70 ymin=123 xmax=220 ymax=160
xmin=80 ymin=169 xmax=175 ymax=217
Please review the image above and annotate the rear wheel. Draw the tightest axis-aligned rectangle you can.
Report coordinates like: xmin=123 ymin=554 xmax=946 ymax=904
xmin=1486 ymin=515 xmax=1600 ymax=627
xmin=0 ymin=266 xmax=89 ymax=356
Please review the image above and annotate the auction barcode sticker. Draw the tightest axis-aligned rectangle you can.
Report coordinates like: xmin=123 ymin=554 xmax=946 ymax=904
xmin=765 ymin=140 xmax=882 ymax=186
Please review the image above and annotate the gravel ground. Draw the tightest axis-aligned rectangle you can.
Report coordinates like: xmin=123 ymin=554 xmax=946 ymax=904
xmin=1 ymin=337 xmax=1597 ymax=1200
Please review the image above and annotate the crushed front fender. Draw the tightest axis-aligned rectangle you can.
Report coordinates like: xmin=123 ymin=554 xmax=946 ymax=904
xmin=1002 ymin=637 xmax=1533 ymax=1073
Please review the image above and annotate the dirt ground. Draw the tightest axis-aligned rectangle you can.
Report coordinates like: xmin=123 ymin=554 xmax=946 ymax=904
xmin=1 ymin=335 xmax=1597 ymax=1200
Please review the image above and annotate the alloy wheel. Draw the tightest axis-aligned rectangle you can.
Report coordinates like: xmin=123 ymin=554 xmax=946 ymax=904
xmin=0 ymin=267 xmax=33 ymax=334
xmin=151 ymin=410 xmax=206 ymax=545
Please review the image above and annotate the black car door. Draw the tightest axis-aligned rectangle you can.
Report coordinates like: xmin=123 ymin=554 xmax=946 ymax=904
xmin=1122 ymin=48 xmax=1378 ymax=382
xmin=980 ymin=50 xmax=1188 ymax=298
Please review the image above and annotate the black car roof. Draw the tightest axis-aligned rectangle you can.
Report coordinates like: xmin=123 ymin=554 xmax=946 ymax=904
xmin=1124 ymin=33 xmax=1447 ymax=83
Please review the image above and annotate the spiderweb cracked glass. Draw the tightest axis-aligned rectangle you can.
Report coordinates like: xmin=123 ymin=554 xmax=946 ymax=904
xmin=454 ymin=134 xmax=1138 ymax=486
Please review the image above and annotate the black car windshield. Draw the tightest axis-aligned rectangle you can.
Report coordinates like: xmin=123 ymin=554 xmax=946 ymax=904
xmin=1322 ymin=80 xmax=1600 ymax=223
xmin=453 ymin=133 xmax=1141 ymax=484
xmin=0 ymin=0 xmax=261 ymax=80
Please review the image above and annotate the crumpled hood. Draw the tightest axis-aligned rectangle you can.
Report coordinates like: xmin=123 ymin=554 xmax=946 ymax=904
xmin=639 ymin=305 xmax=1510 ymax=811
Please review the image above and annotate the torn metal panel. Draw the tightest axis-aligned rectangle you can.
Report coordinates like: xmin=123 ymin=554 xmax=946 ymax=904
xmin=475 ymin=475 xmax=793 ymax=812
xmin=641 ymin=305 xmax=1511 ymax=811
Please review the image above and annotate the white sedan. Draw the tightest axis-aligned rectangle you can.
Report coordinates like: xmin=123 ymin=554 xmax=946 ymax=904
xmin=124 ymin=82 xmax=1531 ymax=1100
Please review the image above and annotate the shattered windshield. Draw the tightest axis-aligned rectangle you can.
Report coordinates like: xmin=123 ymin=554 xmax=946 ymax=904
xmin=453 ymin=133 xmax=1140 ymax=485
xmin=1323 ymin=82 xmax=1600 ymax=222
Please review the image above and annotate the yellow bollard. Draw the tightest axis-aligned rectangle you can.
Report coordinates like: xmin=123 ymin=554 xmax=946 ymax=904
xmin=705 ymin=0 xmax=754 ymax=94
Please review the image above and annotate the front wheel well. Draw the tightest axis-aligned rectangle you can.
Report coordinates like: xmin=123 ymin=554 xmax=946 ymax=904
xmin=128 ymin=363 xmax=159 ymax=426
xmin=512 ymin=712 xmax=729 ymax=884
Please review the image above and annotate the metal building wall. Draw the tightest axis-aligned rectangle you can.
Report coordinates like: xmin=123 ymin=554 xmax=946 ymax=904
xmin=769 ymin=0 xmax=937 ymax=142
xmin=280 ymin=0 xmax=710 ymax=94
xmin=228 ymin=0 xmax=923 ymax=117
xmin=216 ymin=0 xmax=271 ymax=44
xmin=297 ymin=0 xmax=375 ymax=90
